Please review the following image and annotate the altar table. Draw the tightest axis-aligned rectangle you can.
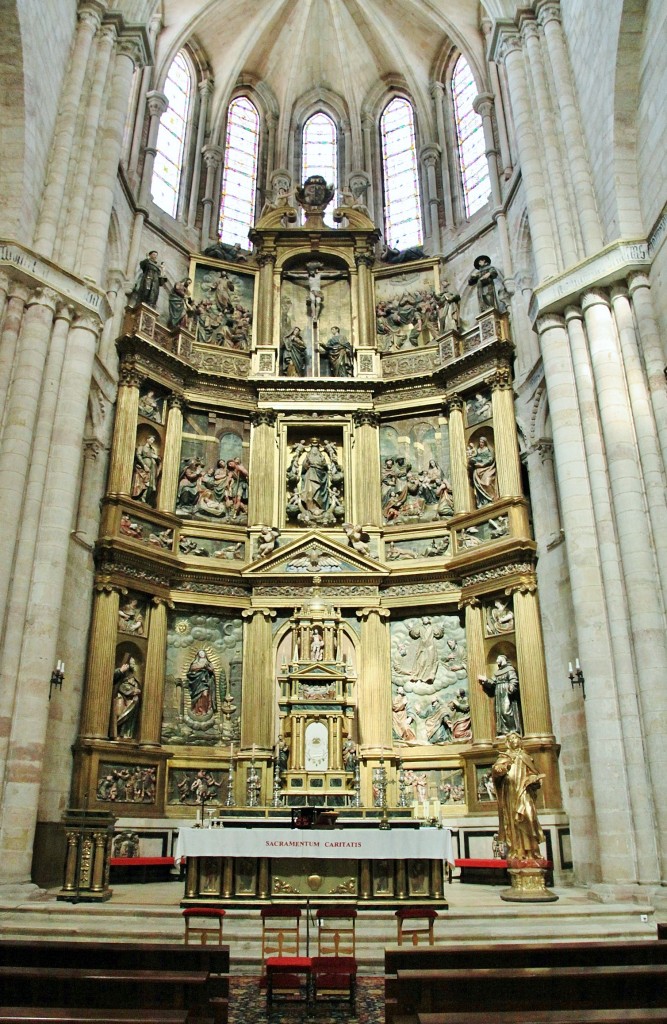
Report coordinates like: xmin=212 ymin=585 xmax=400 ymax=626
xmin=176 ymin=826 xmax=452 ymax=907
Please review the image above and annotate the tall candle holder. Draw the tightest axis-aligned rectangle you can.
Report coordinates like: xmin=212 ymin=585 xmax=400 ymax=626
xmin=353 ymin=762 xmax=361 ymax=808
xmin=272 ymin=760 xmax=283 ymax=807
xmin=225 ymin=754 xmax=236 ymax=808
xmin=397 ymin=760 xmax=407 ymax=808
xmin=376 ymin=757 xmax=390 ymax=829
xmin=246 ymin=755 xmax=261 ymax=807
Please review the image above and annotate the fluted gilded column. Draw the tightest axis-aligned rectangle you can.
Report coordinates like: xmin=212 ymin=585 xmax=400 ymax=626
xmin=354 ymin=252 xmax=374 ymax=349
xmin=248 ymin=410 xmax=277 ymax=526
xmin=107 ymin=359 xmax=142 ymax=495
xmin=536 ymin=0 xmax=603 ymax=255
xmin=139 ymin=90 xmax=169 ymax=204
xmin=510 ymin=577 xmax=553 ymax=737
xmin=80 ymin=580 xmax=124 ymax=739
xmin=256 ymin=252 xmax=276 ymax=346
xmin=355 ymin=607 xmax=392 ymax=754
xmin=489 ymin=365 xmax=522 ymax=498
xmin=463 ymin=598 xmax=493 ymax=744
xmin=430 ymin=83 xmax=454 ymax=227
xmin=58 ymin=23 xmax=117 ymax=268
xmin=158 ymin=394 xmax=184 ymax=512
xmin=446 ymin=395 xmax=471 ymax=513
xmin=200 ymin=144 xmax=224 ymax=247
xmin=187 ymin=77 xmax=213 ymax=226
xmin=240 ymin=608 xmax=277 ymax=752
xmin=33 ymin=2 xmax=102 ymax=258
xmin=352 ymin=411 xmax=381 ymax=526
xmin=141 ymin=597 xmax=169 ymax=747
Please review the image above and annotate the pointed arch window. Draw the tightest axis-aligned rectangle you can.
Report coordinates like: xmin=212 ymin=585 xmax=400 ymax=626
xmin=152 ymin=51 xmax=193 ymax=218
xmin=302 ymin=112 xmax=338 ymax=224
xmin=380 ymin=97 xmax=423 ymax=249
xmin=219 ymin=96 xmax=260 ymax=249
xmin=452 ymin=55 xmax=490 ymax=217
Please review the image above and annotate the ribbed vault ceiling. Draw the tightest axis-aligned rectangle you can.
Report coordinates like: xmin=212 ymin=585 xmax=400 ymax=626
xmin=157 ymin=0 xmax=488 ymax=142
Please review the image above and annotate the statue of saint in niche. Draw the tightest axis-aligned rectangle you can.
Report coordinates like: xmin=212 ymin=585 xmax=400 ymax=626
xmin=184 ymin=649 xmax=217 ymax=717
xmin=281 ymin=326 xmax=307 ymax=376
xmin=468 ymin=254 xmax=507 ymax=314
xmin=110 ymin=657 xmax=142 ymax=740
xmin=467 ymin=435 xmax=499 ymax=507
xmin=479 ymin=653 xmax=523 ymax=736
xmin=131 ymin=435 xmax=161 ymax=506
xmin=286 ymin=439 xmax=344 ymax=527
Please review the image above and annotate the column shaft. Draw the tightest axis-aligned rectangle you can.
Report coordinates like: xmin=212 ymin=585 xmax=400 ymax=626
xmin=80 ymin=586 xmax=122 ymax=738
xmin=490 ymin=370 xmax=522 ymax=497
xmin=240 ymin=610 xmax=276 ymax=752
xmin=200 ymin=146 xmax=223 ymax=248
xmin=0 ymin=285 xmax=29 ymax=422
xmin=356 ymin=608 xmax=392 ymax=754
xmin=187 ymin=80 xmax=212 ymax=226
xmin=107 ymin=370 xmax=141 ymax=495
xmin=355 ymin=256 xmax=374 ymax=348
xmin=352 ymin=413 xmax=381 ymax=526
xmin=157 ymin=397 xmax=183 ymax=513
xmin=512 ymin=584 xmax=553 ymax=736
xmin=447 ymin=399 xmax=471 ymax=513
xmin=488 ymin=62 xmax=513 ymax=177
xmin=465 ymin=601 xmax=493 ymax=744
xmin=141 ymin=599 xmax=168 ymax=746
xmin=431 ymin=83 xmax=453 ymax=227
xmin=628 ymin=273 xmax=667 ymax=473
xmin=248 ymin=413 xmax=277 ymax=526
xmin=139 ymin=91 xmax=169 ymax=205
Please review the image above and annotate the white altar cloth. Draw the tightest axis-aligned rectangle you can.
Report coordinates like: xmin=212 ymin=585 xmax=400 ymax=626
xmin=175 ymin=826 xmax=453 ymax=864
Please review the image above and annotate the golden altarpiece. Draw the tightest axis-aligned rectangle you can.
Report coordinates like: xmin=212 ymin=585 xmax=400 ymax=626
xmin=72 ymin=182 xmax=565 ymax=902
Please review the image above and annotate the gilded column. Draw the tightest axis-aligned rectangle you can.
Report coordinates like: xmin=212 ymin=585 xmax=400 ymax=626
xmin=200 ymin=144 xmax=224 ymax=247
xmin=352 ymin=411 xmax=381 ymax=527
xmin=446 ymin=395 xmax=471 ymax=514
xmin=240 ymin=608 xmax=277 ymax=753
xmin=139 ymin=90 xmax=169 ymax=204
xmin=158 ymin=394 xmax=184 ymax=512
xmin=510 ymin=577 xmax=553 ymax=738
xmin=107 ymin=359 xmax=142 ymax=495
xmin=354 ymin=252 xmax=375 ymax=349
xmin=141 ymin=598 xmax=169 ymax=747
xmin=489 ymin=365 xmax=522 ymax=498
xmin=355 ymin=607 xmax=392 ymax=755
xmin=462 ymin=598 xmax=493 ymax=744
xmin=80 ymin=580 xmax=124 ymax=739
xmin=256 ymin=252 xmax=277 ymax=346
xmin=248 ymin=411 xmax=277 ymax=527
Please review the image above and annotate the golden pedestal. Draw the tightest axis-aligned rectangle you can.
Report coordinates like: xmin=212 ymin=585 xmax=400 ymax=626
xmin=57 ymin=808 xmax=116 ymax=902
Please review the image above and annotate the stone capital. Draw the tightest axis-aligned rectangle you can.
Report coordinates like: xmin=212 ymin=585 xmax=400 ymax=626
xmin=520 ymin=17 xmax=540 ymax=45
xmin=581 ymin=288 xmax=610 ymax=312
xmin=420 ymin=143 xmax=441 ymax=167
xmin=72 ymin=311 xmax=103 ymax=334
xmin=353 ymin=410 xmax=380 ymax=428
xmin=242 ymin=607 xmax=277 ymax=622
xmin=55 ymin=302 xmax=76 ymax=323
xmin=115 ymin=36 xmax=144 ymax=68
xmin=354 ymin=251 xmax=375 ymax=269
xmin=536 ymin=0 xmax=562 ymax=28
xmin=167 ymin=392 xmax=184 ymax=410
xmin=533 ymin=438 xmax=554 ymax=463
xmin=202 ymin=144 xmax=224 ymax=169
xmin=356 ymin=606 xmax=390 ymax=622
xmin=506 ymin=576 xmax=537 ymax=596
xmin=473 ymin=92 xmax=495 ymax=118
xmin=146 ymin=90 xmax=168 ymax=119
xmin=496 ymin=29 xmax=523 ymax=64
xmin=256 ymin=251 xmax=277 ymax=269
xmin=27 ymin=286 xmax=58 ymax=311
xmin=119 ymin=358 xmax=144 ymax=388
xmin=78 ymin=2 xmax=106 ymax=31
xmin=445 ymin=393 xmax=464 ymax=414
xmin=83 ymin=438 xmax=104 ymax=461
xmin=430 ymin=81 xmax=445 ymax=100
xmin=487 ymin=364 xmax=512 ymax=391
xmin=535 ymin=312 xmax=566 ymax=335
xmin=250 ymin=409 xmax=277 ymax=428
xmin=627 ymin=271 xmax=651 ymax=294
xmin=199 ymin=75 xmax=214 ymax=98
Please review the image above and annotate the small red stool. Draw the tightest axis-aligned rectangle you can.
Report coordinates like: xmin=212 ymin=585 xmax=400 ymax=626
xmin=265 ymin=955 xmax=312 ymax=1006
xmin=311 ymin=955 xmax=357 ymax=1006
xmin=182 ymin=906 xmax=226 ymax=944
xmin=395 ymin=907 xmax=438 ymax=946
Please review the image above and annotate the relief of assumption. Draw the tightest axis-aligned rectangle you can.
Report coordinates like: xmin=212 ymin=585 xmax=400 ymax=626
xmin=391 ymin=615 xmax=472 ymax=747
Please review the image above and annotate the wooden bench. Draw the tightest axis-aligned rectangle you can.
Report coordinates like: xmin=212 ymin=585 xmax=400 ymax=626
xmin=0 ymin=967 xmax=226 ymax=1024
xmin=109 ymin=857 xmax=176 ymax=883
xmin=417 ymin=1011 xmax=667 ymax=1024
xmin=0 ymin=1012 xmax=189 ymax=1024
xmin=387 ymin=964 xmax=667 ymax=1021
xmin=454 ymin=858 xmax=554 ymax=885
xmin=0 ymin=940 xmax=229 ymax=979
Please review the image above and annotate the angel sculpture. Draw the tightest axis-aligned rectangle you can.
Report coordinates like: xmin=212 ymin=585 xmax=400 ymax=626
xmin=343 ymin=523 xmax=372 ymax=558
xmin=257 ymin=526 xmax=280 ymax=558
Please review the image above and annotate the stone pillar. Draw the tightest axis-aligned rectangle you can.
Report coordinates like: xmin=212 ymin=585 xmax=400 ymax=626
xmin=33 ymin=2 xmax=102 ymax=258
xmin=537 ymin=0 xmax=603 ymax=255
xmin=489 ymin=365 xmax=522 ymax=498
xmin=248 ymin=411 xmax=277 ymax=527
xmin=157 ymin=394 xmax=184 ymax=513
xmin=521 ymin=18 xmax=578 ymax=267
xmin=139 ymin=90 xmax=169 ymax=204
xmin=352 ymin=411 xmax=381 ymax=526
xmin=200 ymin=144 xmax=224 ymax=248
xmin=342 ymin=118 xmax=352 ymax=181
xmin=488 ymin=61 xmax=513 ymax=178
xmin=80 ymin=581 xmax=123 ymax=739
xmin=510 ymin=579 xmax=553 ymax=738
xmin=537 ymin=310 xmax=654 ymax=883
xmin=107 ymin=359 xmax=142 ymax=495
xmin=360 ymin=115 xmax=374 ymax=217
xmin=463 ymin=598 xmax=494 ymax=745
xmin=265 ymin=112 xmax=278 ymax=181
xmin=240 ymin=608 xmax=277 ymax=753
xmin=141 ymin=598 xmax=169 ymax=747
xmin=58 ymin=23 xmax=117 ymax=269
xmin=420 ymin=144 xmax=441 ymax=251
xmin=446 ymin=395 xmax=471 ymax=514
xmin=355 ymin=607 xmax=392 ymax=755
xmin=0 ymin=282 xmax=29 ymax=421
xmin=0 ymin=288 xmax=57 ymax=627
xmin=256 ymin=252 xmax=276 ymax=346
xmin=473 ymin=94 xmax=512 ymax=276
xmin=524 ymin=441 xmax=561 ymax=551
xmin=80 ymin=35 xmax=143 ymax=284
xmin=187 ymin=77 xmax=213 ymax=226
xmin=496 ymin=31 xmax=558 ymax=279
xmin=354 ymin=252 xmax=375 ymax=348
xmin=628 ymin=272 xmax=667 ymax=472
xmin=430 ymin=82 xmax=454 ymax=227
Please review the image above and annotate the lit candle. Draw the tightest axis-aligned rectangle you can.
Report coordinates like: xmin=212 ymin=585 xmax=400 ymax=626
xmin=422 ymin=799 xmax=429 ymax=820
xmin=568 ymin=662 xmax=573 ymax=675
xmin=575 ymin=657 xmax=581 ymax=670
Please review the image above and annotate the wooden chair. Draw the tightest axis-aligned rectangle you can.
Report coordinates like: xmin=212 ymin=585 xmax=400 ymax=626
xmin=311 ymin=955 xmax=357 ymax=1006
xmin=316 ymin=907 xmax=357 ymax=957
xmin=260 ymin=907 xmax=310 ymax=1006
xmin=182 ymin=907 xmax=226 ymax=945
xmin=395 ymin=907 xmax=438 ymax=946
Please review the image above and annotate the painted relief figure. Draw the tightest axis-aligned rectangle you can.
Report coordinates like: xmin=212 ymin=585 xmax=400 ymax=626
xmin=175 ymin=422 xmax=249 ymax=525
xmin=138 ymin=389 xmax=163 ymax=423
xmin=286 ymin=438 xmax=345 ymax=527
xmin=185 ymin=650 xmax=217 ymax=716
xmin=131 ymin=434 xmax=161 ymax=506
xmin=281 ymin=326 xmax=307 ymax=376
xmin=118 ymin=597 xmax=145 ymax=636
xmin=380 ymin=416 xmax=452 ymax=525
xmin=319 ymin=325 xmax=353 ymax=377
xmin=190 ymin=262 xmax=255 ymax=350
xmin=391 ymin=614 xmax=470 ymax=746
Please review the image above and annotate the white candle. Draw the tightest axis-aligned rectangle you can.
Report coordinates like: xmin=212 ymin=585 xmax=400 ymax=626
xmin=568 ymin=662 xmax=573 ymax=674
xmin=575 ymin=657 xmax=581 ymax=670
xmin=422 ymin=799 xmax=429 ymax=819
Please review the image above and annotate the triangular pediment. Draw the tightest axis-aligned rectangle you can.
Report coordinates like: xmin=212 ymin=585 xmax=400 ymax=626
xmin=244 ymin=530 xmax=387 ymax=577
xmin=282 ymin=663 xmax=345 ymax=680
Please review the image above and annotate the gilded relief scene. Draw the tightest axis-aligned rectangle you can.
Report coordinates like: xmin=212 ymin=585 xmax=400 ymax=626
xmin=162 ymin=610 xmax=243 ymax=747
xmin=178 ymin=535 xmax=245 ymax=560
xmin=280 ymin=255 xmax=352 ymax=378
xmin=119 ymin=511 xmax=173 ymax=549
xmin=380 ymin=415 xmax=452 ymax=525
xmin=285 ymin=435 xmax=345 ymax=527
xmin=190 ymin=259 xmax=255 ymax=350
xmin=374 ymin=265 xmax=460 ymax=352
xmin=401 ymin=766 xmax=466 ymax=810
xmin=391 ymin=614 xmax=471 ymax=746
xmin=175 ymin=410 xmax=249 ymax=524
xmin=167 ymin=768 xmax=229 ymax=806
xmin=385 ymin=535 xmax=450 ymax=561
xmin=96 ymin=763 xmax=157 ymax=804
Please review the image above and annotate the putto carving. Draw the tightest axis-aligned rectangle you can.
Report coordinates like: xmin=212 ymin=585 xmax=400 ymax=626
xmin=256 ymin=526 xmax=280 ymax=558
xmin=286 ymin=438 xmax=345 ymax=527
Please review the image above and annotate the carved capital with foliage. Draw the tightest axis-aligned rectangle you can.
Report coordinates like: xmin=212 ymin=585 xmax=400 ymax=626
xmin=353 ymin=410 xmax=379 ymax=428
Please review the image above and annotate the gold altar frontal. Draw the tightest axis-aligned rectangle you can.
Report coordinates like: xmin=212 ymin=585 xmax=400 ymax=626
xmin=179 ymin=815 xmax=450 ymax=910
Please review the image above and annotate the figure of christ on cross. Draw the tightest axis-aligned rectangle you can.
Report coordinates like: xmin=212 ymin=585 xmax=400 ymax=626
xmin=283 ymin=260 xmax=348 ymax=375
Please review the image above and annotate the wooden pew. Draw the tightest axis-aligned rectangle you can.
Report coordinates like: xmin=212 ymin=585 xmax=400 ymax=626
xmin=417 ymin=1012 xmax=667 ymax=1024
xmin=0 ymin=940 xmax=229 ymax=979
xmin=0 ymin=967 xmax=224 ymax=1024
xmin=0 ymin=1013 xmax=189 ymax=1024
xmin=387 ymin=964 xmax=667 ymax=1022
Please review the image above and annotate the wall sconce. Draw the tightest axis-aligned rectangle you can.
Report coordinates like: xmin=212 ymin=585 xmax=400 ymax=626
xmin=49 ymin=660 xmax=65 ymax=700
xmin=568 ymin=658 xmax=585 ymax=699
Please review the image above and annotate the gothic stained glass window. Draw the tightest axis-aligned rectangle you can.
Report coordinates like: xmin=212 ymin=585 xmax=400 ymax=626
xmin=302 ymin=112 xmax=337 ymax=225
xmin=219 ymin=97 xmax=260 ymax=249
xmin=380 ymin=97 xmax=423 ymax=249
xmin=152 ymin=52 xmax=192 ymax=218
xmin=451 ymin=55 xmax=491 ymax=217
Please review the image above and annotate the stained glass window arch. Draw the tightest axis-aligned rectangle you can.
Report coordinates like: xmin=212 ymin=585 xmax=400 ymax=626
xmin=301 ymin=111 xmax=338 ymax=224
xmin=219 ymin=96 xmax=260 ymax=250
xmin=379 ymin=97 xmax=423 ymax=250
xmin=152 ymin=51 xmax=193 ymax=219
xmin=451 ymin=55 xmax=491 ymax=218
